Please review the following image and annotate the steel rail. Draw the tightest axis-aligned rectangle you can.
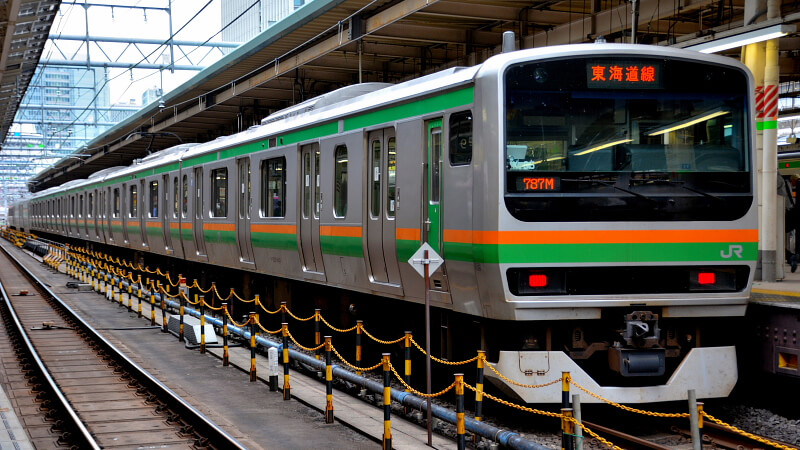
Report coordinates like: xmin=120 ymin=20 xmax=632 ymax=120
xmin=0 ymin=275 xmax=100 ymax=449
xmin=0 ymin=242 xmax=247 ymax=450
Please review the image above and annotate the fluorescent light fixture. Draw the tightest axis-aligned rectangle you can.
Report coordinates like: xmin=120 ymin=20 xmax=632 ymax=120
xmin=572 ymin=139 xmax=632 ymax=156
xmin=685 ymin=24 xmax=795 ymax=54
xmin=647 ymin=110 xmax=729 ymax=136
xmin=532 ymin=155 xmax=567 ymax=165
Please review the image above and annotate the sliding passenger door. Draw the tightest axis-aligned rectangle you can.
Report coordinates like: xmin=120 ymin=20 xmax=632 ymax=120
xmin=424 ymin=119 xmax=448 ymax=292
xmin=193 ymin=167 xmax=208 ymax=257
xmin=162 ymin=174 xmax=173 ymax=253
xmin=299 ymin=144 xmax=324 ymax=276
xmin=366 ymin=128 xmax=401 ymax=285
xmin=236 ymin=157 xmax=255 ymax=265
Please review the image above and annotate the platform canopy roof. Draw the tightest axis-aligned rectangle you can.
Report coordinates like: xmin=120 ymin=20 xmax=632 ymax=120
xmin=0 ymin=0 xmax=59 ymax=150
xmin=29 ymin=0 xmax=800 ymax=191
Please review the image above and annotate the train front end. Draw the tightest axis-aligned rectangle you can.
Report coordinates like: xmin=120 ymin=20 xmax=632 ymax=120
xmin=475 ymin=45 xmax=755 ymax=403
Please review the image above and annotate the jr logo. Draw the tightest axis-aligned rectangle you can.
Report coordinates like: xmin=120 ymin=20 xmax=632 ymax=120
xmin=720 ymin=244 xmax=744 ymax=259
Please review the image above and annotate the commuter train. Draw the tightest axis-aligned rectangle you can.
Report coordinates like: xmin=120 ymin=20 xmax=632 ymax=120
xmin=10 ymin=44 xmax=756 ymax=403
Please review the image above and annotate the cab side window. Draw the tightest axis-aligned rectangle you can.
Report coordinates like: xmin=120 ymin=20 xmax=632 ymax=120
xmin=449 ymin=111 xmax=473 ymax=165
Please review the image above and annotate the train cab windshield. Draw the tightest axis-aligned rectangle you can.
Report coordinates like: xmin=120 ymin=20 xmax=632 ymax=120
xmin=504 ymin=56 xmax=751 ymax=222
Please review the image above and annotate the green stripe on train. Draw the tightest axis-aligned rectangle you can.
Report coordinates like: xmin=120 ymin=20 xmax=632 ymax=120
xmin=203 ymin=230 xmax=237 ymax=245
xmin=320 ymin=235 xmax=362 ymax=257
xmin=344 ymin=87 xmax=474 ymax=131
xmin=460 ymin=242 xmax=758 ymax=264
xmin=251 ymin=232 xmax=297 ymax=251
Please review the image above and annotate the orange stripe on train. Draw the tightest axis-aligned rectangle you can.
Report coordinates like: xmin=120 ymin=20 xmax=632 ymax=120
xmin=250 ymin=224 xmax=296 ymax=234
xmin=396 ymin=228 xmax=421 ymax=240
xmin=320 ymin=225 xmax=362 ymax=237
xmin=443 ymin=229 xmax=759 ymax=245
xmin=203 ymin=222 xmax=236 ymax=231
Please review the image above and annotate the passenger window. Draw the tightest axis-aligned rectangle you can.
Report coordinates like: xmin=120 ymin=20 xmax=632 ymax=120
xmin=182 ymin=175 xmax=188 ymax=217
xmin=149 ymin=181 xmax=159 ymax=218
xmin=173 ymin=177 xmax=179 ymax=218
xmin=334 ymin=145 xmax=348 ymax=218
xmin=88 ymin=193 xmax=94 ymax=218
xmin=302 ymin=153 xmax=311 ymax=219
xmin=211 ymin=168 xmax=228 ymax=218
xmin=431 ymin=130 xmax=442 ymax=203
xmin=114 ymin=189 xmax=119 ymax=218
xmin=261 ymin=157 xmax=285 ymax=218
xmin=79 ymin=195 xmax=84 ymax=218
xmin=371 ymin=140 xmax=381 ymax=218
xmin=71 ymin=196 xmax=75 ymax=217
xmin=129 ymin=185 xmax=138 ymax=217
xmin=387 ymin=137 xmax=396 ymax=218
xmin=449 ymin=111 xmax=473 ymax=165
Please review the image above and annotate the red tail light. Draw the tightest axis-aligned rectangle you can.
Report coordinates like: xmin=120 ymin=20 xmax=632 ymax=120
xmin=698 ymin=272 xmax=716 ymax=285
xmin=529 ymin=274 xmax=548 ymax=287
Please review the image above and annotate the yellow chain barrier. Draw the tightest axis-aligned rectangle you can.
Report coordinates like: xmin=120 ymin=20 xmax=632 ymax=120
xmin=360 ymin=326 xmax=404 ymax=345
xmin=184 ymin=294 xmax=201 ymax=305
xmin=319 ymin=315 xmax=358 ymax=333
xmin=462 ymin=382 xmax=624 ymax=450
xmin=255 ymin=320 xmax=283 ymax=335
xmin=158 ymin=286 xmax=185 ymax=299
xmin=193 ymin=280 xmax=213 ymax=293
xmin=409 ymin=337 xmax=479 ymax=365
xmin=212 ymin=284 xmax=233 ymax=302
xmin=255 ymin=298 xmax=281 ymax=314
xmin=701 ymin=412 xmax=797 ymax=450
xmin=570 ymin=379 xmax=690 ymax=418
xmin=285 ymin=306 xmax=314 ymax=322
xmin=229 ymin=288 xmax=256 ymax=303
xmin=287 ymin=329 xmax=326 ymax=351
xmin=225 ymin=308 xmax=251 ymax=328
xmin=330 ymin=344 xmax=384 ymax=372
xmin=389 ymin=363 xmax=456 ymax=398
xmin=483 ymin=363 xmax=563 ymax=389
xmin=202 ymin=298 xmax=224 ymax=311
xmin=165 ymin=272 xmax=180 ymax=287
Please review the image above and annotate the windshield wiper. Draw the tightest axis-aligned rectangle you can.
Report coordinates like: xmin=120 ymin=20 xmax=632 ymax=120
xmin=563 ymin=177 xmax=656 ymax=203
xmin=637 ymin=178 xmax=724 ymax=202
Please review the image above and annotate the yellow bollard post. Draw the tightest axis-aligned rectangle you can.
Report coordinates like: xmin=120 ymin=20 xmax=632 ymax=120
xmin=250 ymin=313 xmax=258 ymax=382
xmin=149 ymin=280 xmax=156 ymax=326
xmin=315 ymin=309 xmax=322 ymax=360
xmin=356 ymin=320 xmax=364 ymax=376
xmin=222 ymin=302 xmax=229 ymax=366
xmin=127 ymin=278 xmax=133 ymax=312
xmin=456 ymin=373 xmax=466 ymax=450
xmin=282 ymin=322 xmax=291 ymax=399
xmin=562 ymin=408 xmax=575 ymax=450
xmin=159 ymin=281 xmax=167 ymax=333
xmin=697 ymin=402 xmax=704 ymax=446
xmin=324 ymin=336 xmax=334 ymax=423
xmin=382 ymin=353 xmax=392 ymax=449
xmin=200 ymin=295 xmax=206 ymax=354
xmin=136 ymin=275 xmax=143 ymax=318
xmin=475 ymin=350 xmax=486 ymax=423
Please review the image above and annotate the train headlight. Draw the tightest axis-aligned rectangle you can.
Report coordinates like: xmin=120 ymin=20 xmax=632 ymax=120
xmin=689 ymin=268 xmax=736 ymax=291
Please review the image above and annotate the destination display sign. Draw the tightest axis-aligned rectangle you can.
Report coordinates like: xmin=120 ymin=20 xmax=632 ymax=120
xmin=587 ymin=62 xmax=663 ymax=89
xmin=515 ymin=176 xmax=561 ymax=192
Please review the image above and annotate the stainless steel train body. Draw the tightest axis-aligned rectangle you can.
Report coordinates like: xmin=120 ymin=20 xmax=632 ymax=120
xmin=11 ymin=44 xmax=757 ymax=403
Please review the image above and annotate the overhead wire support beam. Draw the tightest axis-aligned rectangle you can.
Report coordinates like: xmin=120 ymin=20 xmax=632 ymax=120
xmin=51 ymin=35 xmax=241 ymax=48
xmin=41 ymin=60 xmax=205 ymax=71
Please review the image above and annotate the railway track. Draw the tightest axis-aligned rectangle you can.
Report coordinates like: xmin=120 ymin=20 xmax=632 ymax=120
xmin=0 ymin=240 xmax=245 ymax=449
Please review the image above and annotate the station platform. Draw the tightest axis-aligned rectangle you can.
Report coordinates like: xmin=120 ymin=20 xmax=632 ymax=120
xmin=2 ymin=239 xmax=456 ymax=449
xmin=0 ymin=382 xmax=34 ymax=450
xmin=752 ymin=263 xmax=800 ymax=307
